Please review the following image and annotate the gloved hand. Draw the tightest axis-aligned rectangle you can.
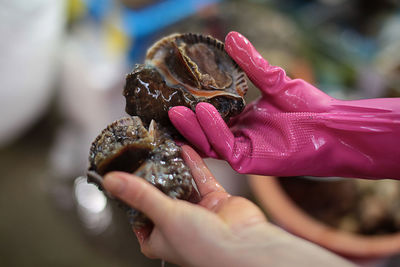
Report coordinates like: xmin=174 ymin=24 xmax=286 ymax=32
xmin=168 ymin=31 xmax=400 ymax=179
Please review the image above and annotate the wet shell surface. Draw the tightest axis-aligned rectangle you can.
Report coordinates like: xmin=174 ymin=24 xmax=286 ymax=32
xmin=87 ymin=33 xmax=248 ymax=228
xmin=88 ymin=116 xmax=193 ymax=228
xmin=123 ymin=33 xmax=248 ymax=129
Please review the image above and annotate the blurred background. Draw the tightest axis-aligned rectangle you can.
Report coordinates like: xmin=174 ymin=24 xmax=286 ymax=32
xmin=1 ymin=0 xmax=400 ymax=266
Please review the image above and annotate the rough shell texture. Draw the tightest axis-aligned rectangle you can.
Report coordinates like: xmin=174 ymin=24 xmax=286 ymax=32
xmin=124 ymin=33 xmax=247 ymax=129
xmin=87 ymin=33 xmax=247 ymax=228
xmin=88 ymin=116 xmax=193 ymax=228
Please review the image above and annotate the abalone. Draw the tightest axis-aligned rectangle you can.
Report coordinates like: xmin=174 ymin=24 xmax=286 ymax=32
xmin=123 ymin=33 xmax=248 ymax=129
xmin=87 ymin=33 xmax=248 ymax=228
xmin=88 ymin=116 xmax=193 ymax=228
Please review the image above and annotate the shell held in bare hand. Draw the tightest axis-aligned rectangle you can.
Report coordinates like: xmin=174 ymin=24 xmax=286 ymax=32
xmin=123 ymin=33 xmax=248 ymax=129
xmin=88 ymin=116 xmax=193 ymax=228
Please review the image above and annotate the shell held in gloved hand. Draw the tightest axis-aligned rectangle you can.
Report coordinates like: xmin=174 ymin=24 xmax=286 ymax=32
xmin=123 ymin=33 xmax=248 ymax=129
xmin=88 ymin=116 xmax=193 ymax=228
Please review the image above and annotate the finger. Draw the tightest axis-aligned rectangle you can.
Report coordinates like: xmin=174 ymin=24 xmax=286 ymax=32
xmin=216 ymin=197 xmax=267 ymax=233
xmin=103 ymin=172 xmax=173 ymax=225
xmin=226 ymin=32 xmax=335 ymax=112
xmin=138 ymin=227 xmax=169 ymax=260
xmin=195 ymin=103 xmax=235 ymax=161
xmin=225 ymin=31 xmax=288 ymax=95
xmin=181 ymin=145 xmax=226 ymax=197
xmin=168 ymin=106 xmax=216 ymax=157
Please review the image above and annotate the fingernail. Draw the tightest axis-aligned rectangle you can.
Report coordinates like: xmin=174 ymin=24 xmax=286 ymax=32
xmin=103 ymin=173 xmax=126 ymax=195
xmin=134 ymin=229 xmax=145 ymax=244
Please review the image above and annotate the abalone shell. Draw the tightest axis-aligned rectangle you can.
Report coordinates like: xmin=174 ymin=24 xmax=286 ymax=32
xmin=124 ymin=33 xmax=248 ymax=129
xmin=88 ymin=116 xmax=193 ymax=228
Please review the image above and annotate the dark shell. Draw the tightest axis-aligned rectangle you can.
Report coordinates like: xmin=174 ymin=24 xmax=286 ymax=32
xmin=123 ymin=33 xmax=247 ymax=129
xmin=87 ymin=33 xmax=248 ymax=228
xmin=88 ymin=116 xmax=193 ymax=228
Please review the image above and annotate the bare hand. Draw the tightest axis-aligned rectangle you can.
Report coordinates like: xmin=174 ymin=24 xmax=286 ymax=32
xmin=103 ymin=146 xmax=353 ymax=267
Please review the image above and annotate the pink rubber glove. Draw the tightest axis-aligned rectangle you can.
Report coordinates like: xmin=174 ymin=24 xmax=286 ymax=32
xmin=168 ymin=31 xmax=400 ymax=179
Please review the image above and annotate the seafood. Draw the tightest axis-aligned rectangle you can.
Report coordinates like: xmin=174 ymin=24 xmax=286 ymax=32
xmin=123 ymin=33 xmax=248 ymax=129
xmin=88 ymin=117 xmax=193 ymax=228
xmin=87 ymin=33 xmax=248 ymax=228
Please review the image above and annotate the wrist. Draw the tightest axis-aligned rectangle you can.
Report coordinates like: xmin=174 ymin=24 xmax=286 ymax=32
xmin=223 ymin=223 xmax=354 ymax=267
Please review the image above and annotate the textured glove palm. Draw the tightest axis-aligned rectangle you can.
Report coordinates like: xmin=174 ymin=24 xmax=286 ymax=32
xmin=168 ymin=31 xmax=400 ymax=179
